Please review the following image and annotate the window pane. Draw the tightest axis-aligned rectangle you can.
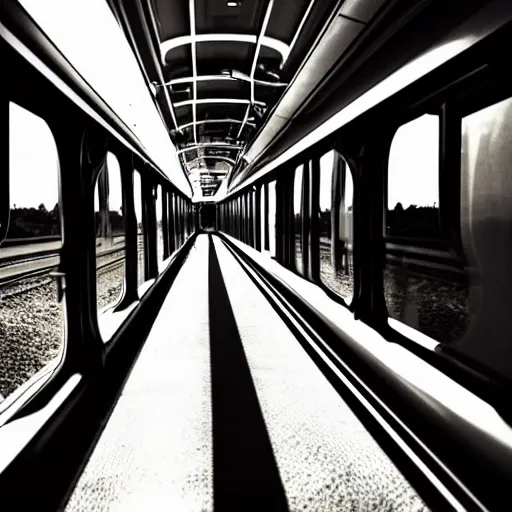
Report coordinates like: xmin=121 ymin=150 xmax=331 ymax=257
xmin=384 ymin=114 xmax=468 ymax=344
xmin=168 ymin=192 xmax=175 ymax=255
xmin=319 ymin=151 xmax=354 ymax=302
xmin=252 ymin=190 xmax=257 ymax=247
xmin=268 ymin=181 xmax=276 ymax=257
xmin=133 ymin=170 xmax=145 ymax=288
xmin=454 ymin=96 xmax=512 ymax=374
xmin=294 ymin=165 xmax=304 ymax=273
xmin=1 ymin=103 xmax=64 ymax=403
xmin=387 ymin=114 xmax=440 ymax=237
xmin=156 ymin=185 xmax=164 ymax=268
xmin=95 ymin=153 xmax=125 ymax=322
xmin=260 ymin=186 xmax=266 ymax=250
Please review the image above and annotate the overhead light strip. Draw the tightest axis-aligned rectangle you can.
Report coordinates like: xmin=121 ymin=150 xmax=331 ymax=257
xmin=167 ymin=74 xmax=288 ymax=87
xmin=185 ymin=155 xmax=236 ymax=165
xmin=160 ymin=34 xmax=289 ymax=64
xmin=178 ymin=118 xmax=256 ymax=130
xmin=238 ymin=0 xmax=274 ymax=139
xmin=174 ymin=98 xmax=266 ymax=108
xmin=177 ymin=142 xmax=243 ymax=154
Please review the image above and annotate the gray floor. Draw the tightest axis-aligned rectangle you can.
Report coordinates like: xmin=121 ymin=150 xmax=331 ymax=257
xmin=65 ymin=234 xmax=428 ymax=512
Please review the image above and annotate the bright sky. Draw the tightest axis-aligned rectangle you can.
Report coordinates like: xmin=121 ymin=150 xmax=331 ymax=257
xmin=9 ymin=102 xmax=59 ymax=209
xmin=16 ymin=0 xmax=191 ymax=197
xmin=93 ymin=152 xmax=123 ymax=213
xmin=388 ymin=113 xmax=439 ymax=209
xmin=133 ymin=170 xmax=143 ymax=221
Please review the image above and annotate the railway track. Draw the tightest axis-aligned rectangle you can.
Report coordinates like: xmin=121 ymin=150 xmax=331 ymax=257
xmin=0 ymin=251 xmax=125 ymax=289
xmin=319 ymin=238 xmax=466 ymax=283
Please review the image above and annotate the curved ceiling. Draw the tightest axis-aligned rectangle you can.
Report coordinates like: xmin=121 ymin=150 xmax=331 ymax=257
xmin=109 ymin=0 xmax=341 ymax=197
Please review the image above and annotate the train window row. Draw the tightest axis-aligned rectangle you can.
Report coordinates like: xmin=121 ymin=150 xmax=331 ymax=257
xmin=218 ymin=148 xmax=355 ymax=307
xmin=1 ymin=102 xmax=64 ymax=406
xmin=218 ymin=71 xmax=512 ymax=383
xmin=1 ymin=100 xmax=193 ymax=410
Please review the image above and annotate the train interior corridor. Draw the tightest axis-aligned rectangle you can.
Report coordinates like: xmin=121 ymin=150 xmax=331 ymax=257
xmin=3 ymin=0 xmax=512 ymax=510
xmin=64 ymin=234 xmax=426 ymax=511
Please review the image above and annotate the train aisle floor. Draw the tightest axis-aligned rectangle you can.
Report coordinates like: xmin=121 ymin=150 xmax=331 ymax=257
xmin=64 ymin=234 xmax=428 ymax=512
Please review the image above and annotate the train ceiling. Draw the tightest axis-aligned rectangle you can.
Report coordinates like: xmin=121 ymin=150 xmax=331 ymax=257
xmin=109 ymin=0 xmax=340 ymax=197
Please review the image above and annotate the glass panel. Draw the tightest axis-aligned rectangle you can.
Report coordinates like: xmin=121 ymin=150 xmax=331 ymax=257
xmin=384 ymin=114 xmax=468 ymax=343
xmin=252 ymin=190 xmax=257 ymax=247
xmin=318 ymin=151 xmax=354 ymax=302
xmin=386 ymin=114 xmax=440 ymax=237
xmin=268 ymin=181 xmax=276 ymax=257
xmin=454 ymin=96 xmax=512 ymax=373
xmin=294 ymin=165 xmax=304 ymax=273
xmin=1 ymin=103 xmax=64 ymax=404
xmin=168 ymin=192 xmax=175 ymax=255
xmin=133 ymin=170 xmax=145 ymax=288
xmin=94 ymin=153 xmax=125 ymax=320
xmin=179 ymin=197 xmax=183 ymax=245
xmin=260 ymin=186 xmax=266 ymax=250
xmin=156 ymin=185 xmax=164 ymax=267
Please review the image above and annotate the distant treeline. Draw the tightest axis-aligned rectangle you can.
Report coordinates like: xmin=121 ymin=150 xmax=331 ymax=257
xmin=387 ymin=203 xmax=440 ymax=238
xmin=307 ymin=203 xmax=440 ymax=239
xmin=7 ymin=204 xmax=125 ymax=239
xmin=7 ymin=204 xmax=60 ymax=238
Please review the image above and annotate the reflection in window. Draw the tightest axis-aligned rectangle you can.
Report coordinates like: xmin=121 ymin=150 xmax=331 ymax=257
xmin=1 ymin=103 xmax=64 ymax=403
xmin=318 ymin=151 xmax=354 ymax=302
xmin=94 ymin=153 xmax=125 ymax=320
xmin=133 ymin=170 xmax=145 ymax=287
xmin=453 ymin=97 xmax=512 ymax=370
xmin=384 ymin=114 xmax=468 ymax=344
xmin=156 ymin=185 xmax=164 ymax=267
xmin=268 ymin=181 xmax=277 ymax=257
xmin=294 ymin=165 xmax=304 ymax=273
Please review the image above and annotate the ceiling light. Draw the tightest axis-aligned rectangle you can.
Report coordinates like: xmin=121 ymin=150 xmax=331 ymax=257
xmin=226 ymin=1 xmax=239 ymax=7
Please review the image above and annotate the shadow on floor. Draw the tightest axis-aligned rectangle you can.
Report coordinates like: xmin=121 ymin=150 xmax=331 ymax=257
xmin=208 ymin=235 xmax=289 ymax=511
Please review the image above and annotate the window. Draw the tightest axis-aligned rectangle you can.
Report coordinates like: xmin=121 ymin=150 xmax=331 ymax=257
xmin=260 ymin=185 xmax=266 ymax=250
xmin=268 ymin=181 xmax=277 ymax=257
xmin=294 ymin=165 xmax=304 ymax=274
xmin=252 ymin=190 xmax=257 ymax=248
xmin=156 ymin=185 xmax=164 ymax=268
xmin=318 ymin=150 xmax=354 ymax=303
xmin=386 ymin=114 xmax=440 ymax=238
xmin=237 ymin=196 xmax=242 ymax=240
xmin=176 ymin=196 xmax=183 ymax=247
xmin=384 ymin=114 xmax=468 ymax=344
xmin=94 ymin=153 xmax=125 ymax=321
xmin=453 ymin=95 xmax=512 ymax=375
xmin=1 ymin=103 xmax=64 ymax=405
xmin=133 ymin=170 xmax=145 ymax=288
xmin=168 ymin=192 xmax=175 ymax=255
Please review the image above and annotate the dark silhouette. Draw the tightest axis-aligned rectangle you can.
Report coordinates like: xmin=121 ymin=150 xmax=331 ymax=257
xmin=387 ymin=203 xmax=440 ymax=237
xmin=7 ymin=204 xmax=60 ymax=238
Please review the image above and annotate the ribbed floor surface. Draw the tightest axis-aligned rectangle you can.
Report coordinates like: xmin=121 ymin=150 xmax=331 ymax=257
xmin=65 ymin=234 xmax=428 ymax=512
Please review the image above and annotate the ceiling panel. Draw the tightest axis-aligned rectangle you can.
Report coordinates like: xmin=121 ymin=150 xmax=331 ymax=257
xmin=126 ymin=0 xmax=344 ymax=196
xmin=196 ymin=0 xmax=265 ymax=35
xmin=152 ymin=0 xmax=189 ymax=40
